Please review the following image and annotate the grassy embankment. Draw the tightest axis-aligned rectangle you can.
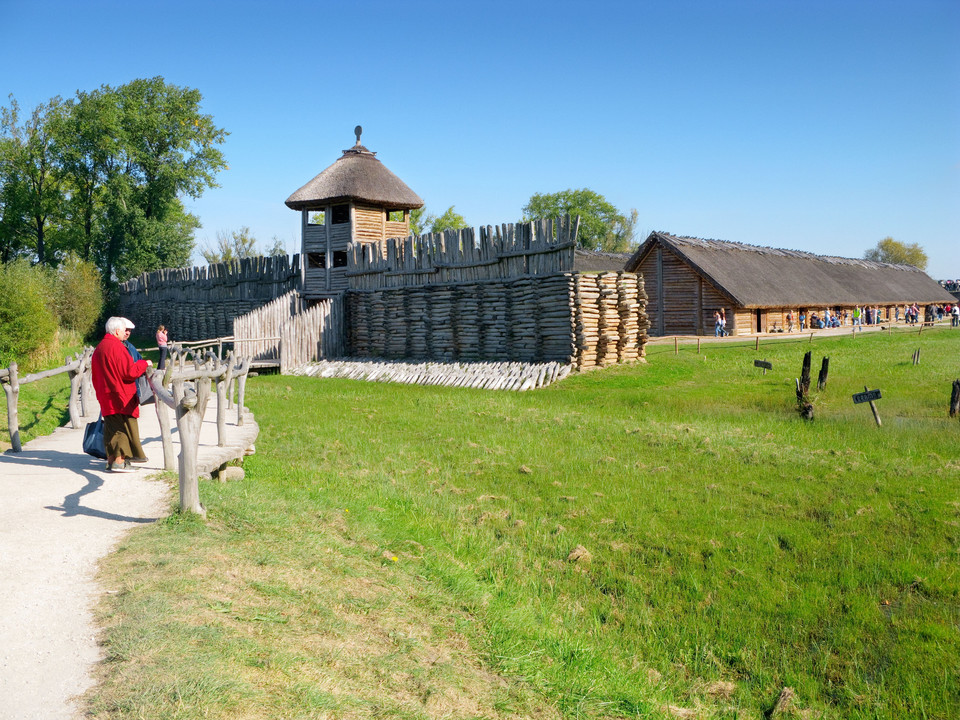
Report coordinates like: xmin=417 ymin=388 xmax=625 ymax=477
xmin=47 ymin=326 xmax=960 ymax=718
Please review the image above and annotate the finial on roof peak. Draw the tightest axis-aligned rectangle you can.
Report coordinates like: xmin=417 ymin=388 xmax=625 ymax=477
xmin=354 ymin=125 xmax=362 ymax=146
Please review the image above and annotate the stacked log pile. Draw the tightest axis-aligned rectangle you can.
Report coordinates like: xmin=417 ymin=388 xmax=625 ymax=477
xmin=293 ymin=359 xmax=572 ymax=391
xmin=118 ymin=254 xmax=302 ymax=341
xmin=572 ymin=272 xmax=649 ymax=369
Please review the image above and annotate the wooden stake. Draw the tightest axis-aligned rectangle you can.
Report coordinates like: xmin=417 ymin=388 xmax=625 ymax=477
xmin=950 ymin=379 xmax=960 ymax=418
xmin=674 ymin=336 xmax=678 ymax=355
xmin=866 ymin=385 xmax=882 ymax=426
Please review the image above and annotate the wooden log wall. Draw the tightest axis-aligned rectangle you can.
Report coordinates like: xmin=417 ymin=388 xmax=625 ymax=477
xmin=233 ymin=290 xmax=304 ymax=363
xmin=346 ymin=271 xmax=648 ymax=369
xmin=279 ymin=297 xmax=345 ymax=373
xmin=347 ymin=216 xmax=579 ymax=291
xmin=118 ymin=254 xmax=302 ymax=341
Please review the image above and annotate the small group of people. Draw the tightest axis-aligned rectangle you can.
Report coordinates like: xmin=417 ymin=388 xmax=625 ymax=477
xmin=91 ymin=318 xmax=171 ymax=472
xmin=713 ymin=309 xmax=727 ymax=337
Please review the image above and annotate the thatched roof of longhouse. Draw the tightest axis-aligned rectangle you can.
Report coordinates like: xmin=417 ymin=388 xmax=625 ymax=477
xmin=573 ymin=249 xmax=632 ymax=273
xmin=285 ymin=136 xmax=423 ymax=211
xmin=625 ymin=232 xmax=954 ymax=308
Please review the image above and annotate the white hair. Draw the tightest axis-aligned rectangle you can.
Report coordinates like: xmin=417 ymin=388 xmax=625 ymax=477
xmin=105 ymin=316 xmax=124 ymax=334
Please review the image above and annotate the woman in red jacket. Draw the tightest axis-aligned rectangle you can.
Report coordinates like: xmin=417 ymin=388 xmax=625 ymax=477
xmin=91 ymin=317 xmax=152 ymax=472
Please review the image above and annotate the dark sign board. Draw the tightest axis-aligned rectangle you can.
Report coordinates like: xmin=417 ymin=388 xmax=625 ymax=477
xmin=753 ymin=360 xmax=773 ymax=370
xmin=852 ymin=389 xmax=882 ymax=404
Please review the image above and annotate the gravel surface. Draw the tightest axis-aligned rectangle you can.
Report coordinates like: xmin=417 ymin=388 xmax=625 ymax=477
xmin=0 ymin=399 xmax=255 ymax=719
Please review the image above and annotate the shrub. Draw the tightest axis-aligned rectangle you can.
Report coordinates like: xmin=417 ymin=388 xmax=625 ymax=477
xmin=0 ymin=259 xmax=58 ymax=368
xmin=53 ymin=254 xmax=104 ymax=338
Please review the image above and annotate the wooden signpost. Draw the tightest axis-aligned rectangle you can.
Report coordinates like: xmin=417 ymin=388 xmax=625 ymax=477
xmin=853 ymin=386 xmax=883 ymax=426
xmin=754 ymin=359 xmax=772 ymax=375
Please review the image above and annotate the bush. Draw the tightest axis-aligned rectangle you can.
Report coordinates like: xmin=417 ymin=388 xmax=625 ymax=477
xmin=53 ymin=254 xmax=104 ymax=338
xmin=0 ymin=259 xmax=58 ymax=368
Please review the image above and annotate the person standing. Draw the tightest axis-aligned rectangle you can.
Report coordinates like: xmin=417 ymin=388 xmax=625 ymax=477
xmin=952 ymin=304 xmax=959 ymax=327
xmin=786 ymin=310 xmax=794 ymax=332
xmin=91 ymin=317 xmax=152 ymax=472
xmin=156 ymin=324 xmax=169 ymax=370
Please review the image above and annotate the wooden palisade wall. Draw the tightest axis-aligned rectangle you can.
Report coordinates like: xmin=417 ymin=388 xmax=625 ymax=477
xmin=119 ymin=255 xmax=302 ymax=341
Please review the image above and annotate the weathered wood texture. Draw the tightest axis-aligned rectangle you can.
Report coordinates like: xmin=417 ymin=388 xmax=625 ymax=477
xmin=346 ymin=271 xmax=648 ymax=369
xmin=2 ymin=350 xmax=96 ymax=451
xmin=233 ymin=291 xmax=344 ymax=371
xmin=294 ymin=359 xmax=572 ymax=391
xmin=347 ymin=217 xmax=579 ymax=290
xmin=118 ymin=254 xmax=302 ymax=341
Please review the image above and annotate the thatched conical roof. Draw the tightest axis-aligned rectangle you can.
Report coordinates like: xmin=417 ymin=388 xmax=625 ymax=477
xmin=285 ymin=131 xmax=423 ymax=211
xmin=626 ymin=232 xmax=954 ymax=308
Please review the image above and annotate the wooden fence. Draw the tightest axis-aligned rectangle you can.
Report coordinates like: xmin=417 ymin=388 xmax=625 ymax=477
xmin=118 ymin=254 xmax=302 ymax=341
xmin=347 ymin=216 xmax=579 ymax=290
xmin=232 ymin=290 xmax=344 ymax=371
xmin=1 ymin=350 xmax=95 ymax=452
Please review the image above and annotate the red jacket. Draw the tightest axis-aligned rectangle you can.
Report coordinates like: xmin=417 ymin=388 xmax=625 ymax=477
xmin=92 ymin=333 xmax=148 ymax=417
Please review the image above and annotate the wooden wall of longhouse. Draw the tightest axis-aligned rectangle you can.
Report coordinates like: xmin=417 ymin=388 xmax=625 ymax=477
xmin=117 ymin=254 xmax=302 ymax=342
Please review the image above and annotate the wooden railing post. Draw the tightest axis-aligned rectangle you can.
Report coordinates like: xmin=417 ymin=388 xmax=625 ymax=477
xmin=2 ymin=362 xmax=21 ymax=452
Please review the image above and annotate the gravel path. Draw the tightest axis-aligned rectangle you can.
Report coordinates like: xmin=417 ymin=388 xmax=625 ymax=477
xmin=0 ymin=400 xmax=255 ymax=719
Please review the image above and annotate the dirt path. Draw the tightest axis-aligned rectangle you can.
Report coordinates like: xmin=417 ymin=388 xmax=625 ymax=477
xmin=0 ymin=400 xmax=255 ymax=719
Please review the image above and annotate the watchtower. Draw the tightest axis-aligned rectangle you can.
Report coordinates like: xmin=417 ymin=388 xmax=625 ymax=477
xmin=285 ymin=126 xmax=424 ymax=299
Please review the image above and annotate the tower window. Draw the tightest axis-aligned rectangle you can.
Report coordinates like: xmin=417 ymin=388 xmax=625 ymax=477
xmin=332 ymin=204 xmax=350 ymax=224
xmin=386 ymin=210 xmax=405 ymax=222
xmin=307 ymin=210 xmax=325 ymax=225
xmin=307 ymin=252 xmax=326 ymax=269
xmin=332 ymin=251 xmax=348 ymax=268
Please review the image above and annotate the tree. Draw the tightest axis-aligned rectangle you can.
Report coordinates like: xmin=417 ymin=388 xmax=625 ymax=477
xmin=429 ymin=205 xmax=468 ymax=233
xmin=864 ymin=237 xmax=928 ymax=270
xmin=522 ymin=188 xmax=638 ymax=252
xmin=200 ymin=226 xmax=259 ymax=264
xmin=1 ymin=78 xmax=228 ymax=283
xmin=265 ymin=236 xmax=287 ymax=257
xmin=0 ymin=96 xmax=68 ymax=266
xmin=408 ymin=205 xmax=469 ymax=236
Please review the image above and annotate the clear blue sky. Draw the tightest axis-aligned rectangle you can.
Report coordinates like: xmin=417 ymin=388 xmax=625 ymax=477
xmin=3 ymin=0 xmax=958 ymax=278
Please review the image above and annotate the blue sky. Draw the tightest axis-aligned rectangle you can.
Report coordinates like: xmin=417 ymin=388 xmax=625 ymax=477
xmin=3 ymin=0 xmax=958 ymax=278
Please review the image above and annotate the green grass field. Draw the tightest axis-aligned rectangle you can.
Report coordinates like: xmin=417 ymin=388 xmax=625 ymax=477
xmin=25 ymin=326 xmax=960 ymax=718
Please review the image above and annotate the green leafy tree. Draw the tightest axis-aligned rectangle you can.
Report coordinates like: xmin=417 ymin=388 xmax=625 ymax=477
xmin=0 ymin=259 xmax=57 ymax=366
xmin=0 ymin=96 xmax=68 ymax=266
xmin=265 ymin=236 xmax=287 ymax=257
xmin=409 ymin=205 xmax=469 ymax=236
xmin=52 ymin=254 xmax=103 ymax=337
xmin=429 ymin=205 xmax=468 ymax=233
xmin=1 ymin=78 xmax=228 ymax=283
xmin=864 ymin=237 xmax=928 ymax=270
xmin=522 ymin=188 xmax=638 ymax=252
xmin=200 ymin=226 xmax=259 ymax=264
xmin=409 ymin=207 xmax=428 ymax=236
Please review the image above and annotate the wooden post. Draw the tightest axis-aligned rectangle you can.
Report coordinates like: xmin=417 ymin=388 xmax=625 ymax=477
xmin=173 ymin=376 xmax=211 ymax=517
xmin=697 ymin=337 xmax=701 ymax=354
xmin=215 ymin=365 xmax=227 ymax=447
xmin=66 ymin=354 xmax=84 ymax=429
xmin=800 ymin=351 xmax=812 ymax=397
xmin=2 ymin=362 xmax=21 ymax=452
xmin=674 ymin=336 xmax=678 ymax=355
xmin=866 ymin=385 xmax=882 ymax=426
xmin=950 ymin=379 xmax=960 ymax=418
xmin=236 ymin=357 xmax=250 ymax=426
xmin=817 ymin=357 xmax=829 ymax=391
xmin=755 ymin=335 xmax=760 ymax=351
